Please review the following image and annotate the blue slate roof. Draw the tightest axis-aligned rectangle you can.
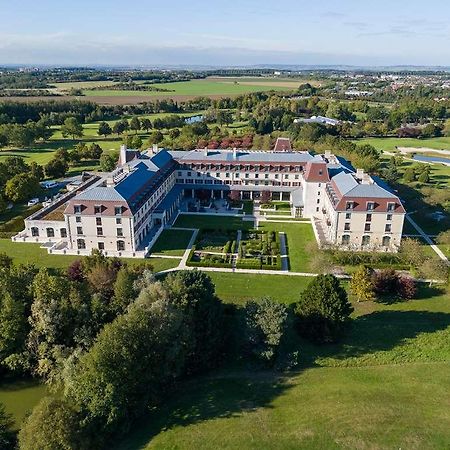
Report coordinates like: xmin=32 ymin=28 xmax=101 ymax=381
xmin=115 ymin=162 xmax=157 ymax=201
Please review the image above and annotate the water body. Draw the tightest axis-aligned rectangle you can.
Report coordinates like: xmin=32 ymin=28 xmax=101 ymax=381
xmin=185 ymin=115 xmax=204 ymax=124
xmin=413 ymin=155 xmax=450 ymax=164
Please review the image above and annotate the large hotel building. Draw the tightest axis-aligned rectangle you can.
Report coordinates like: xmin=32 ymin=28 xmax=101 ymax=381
xmin=13 ymin=139 xmax=405 ymax=258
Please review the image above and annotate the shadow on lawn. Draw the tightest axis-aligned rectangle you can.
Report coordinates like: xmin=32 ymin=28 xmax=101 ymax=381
xmin=115 ymin=373 xmax=290 ymax=450
xmin=301 ymin=308 xmax=450 ymax=366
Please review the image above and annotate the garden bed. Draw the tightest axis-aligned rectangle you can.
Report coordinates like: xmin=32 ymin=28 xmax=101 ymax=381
xmin=186 ymin=245 xmax=233 ymax=268
xmin=237 ymin=229 xmax=282 ymax=270
xmin=195 ymin=229 xmax=237 ymax=252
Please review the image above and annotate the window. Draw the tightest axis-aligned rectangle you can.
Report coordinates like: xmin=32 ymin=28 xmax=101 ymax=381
xmin=344 ymin=223 xmax=351 ymax=231
xmin=361 ymin=235 xmax=370 ymax=246
xmin=116 ymin=217 xmax=122 ymax=225
xmin=316 ymin=199 xmax=320 ymax=204
xmin=75 ymin=216 xmax=81 ymax=223
xmin=77 ymin=239 xmax=86 ymax=250
xmin=117 ymin=228 xmax=123 ymax=237
xmin=114 ymin=206 xmax=122 ymax=215
xmin=255 ymin=174 xmax=259 ymax=179
xmin=316 ymin=207 xmax=320 ymax=212
xmin=97 ymin=227 xmax=103 ymax=236
xmin=117 ymin=240 xmax=125 ymax=251
xmin=385 ymin=224 xmax=392 ymax=233
xmin=366 ymin=213 xmax=372 ymax=222
xmin=346 ymin=201 xmax=354 ymax=210
xmin=77 ymin=227 xmax=83 ymax=235
xmin=177 ymin=171 xmax=182 ymax=176
xmin=226 ymin=173 xmax=230 ymax=178
xmin=366 ymin=202 xmax=375 ymax=211
xmin=275 ymin=174 xmax=279 ymax=179
xmin=197 ymin=172 xmax=201 ymax=177
xmin=341 ymin=234 xmax=350 ymax=245
xmin=94 ymin=205 xmax=102 ymax=214
xmin=382 ymin=236 xmax=391 ymax=247
xmin=46 ymin=228 xmax=55 ymax=238
xmin=245 ymin=173 xmax=249 ymax=179
xmin=60 ymin=228 xmax=67 ymax=238
xmin=387 ymin=202 xmax=395 ymax=212
xmin=345 ymin=212 xmax=351 ymax=220
xmin=235 ymin=173 xmax=240 ymax=178
xmin=74 ymin=205 xmax=82 ymax=214
xmin=364 ymin=223 xmax=371 ymax=232
xmin=96 ymin=217 xmax=102 ymax=226
xmin=284 ymin=174 xmax=288 ymax=179
xmin=98 ymin=242 xmax=105 ymax=250
xmin=187 ymin=171 xmax=191 ymax=176
xmin=387 ymin=214 xmax=393 ymax=221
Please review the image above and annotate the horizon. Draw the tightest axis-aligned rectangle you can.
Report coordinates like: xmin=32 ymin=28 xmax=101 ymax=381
xmin=1 ymin=0 xmax=449 ymax=66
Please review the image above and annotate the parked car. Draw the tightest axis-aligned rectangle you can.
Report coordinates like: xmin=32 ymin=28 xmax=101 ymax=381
xmin=41 ymin=181 xmax=59 ymax=189
xmin=27 ymin=198 xmax=40 ymax=206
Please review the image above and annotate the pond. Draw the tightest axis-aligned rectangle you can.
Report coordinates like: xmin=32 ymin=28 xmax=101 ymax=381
xmin=413 ymin=154 xmax=450 ymax=165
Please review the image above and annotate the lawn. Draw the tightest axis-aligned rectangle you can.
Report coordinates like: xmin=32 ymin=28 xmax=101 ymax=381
xmin=0 ymin=379 xmax=48 ymax=429
xmin=354 ymin=136 xmax=450 ymax=152
xmin=0 ymin=239 xmax=179 ymax=272
xmin=208 ymin=272 xmax=313 ymax=304
xmin=173 ymin=214 xmax=254 ymax=231
xmin=116 ymin=284 xmax=450 ymax=450
xmin=150 ymin=229 xmax=193 ymax=256
xmin=258 ymin=222 xmax=317 ymax=272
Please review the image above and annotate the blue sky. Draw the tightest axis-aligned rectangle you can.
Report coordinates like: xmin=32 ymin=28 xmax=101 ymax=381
xmin=1 ymin=0 xmax=449 ymax=66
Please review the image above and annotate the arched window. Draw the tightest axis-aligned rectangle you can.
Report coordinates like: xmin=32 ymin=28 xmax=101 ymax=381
xmin=117 ymin=240 xmax=125 ymax=251
xmin=382 ymin=236 xmax=391 ymax=247
xmin=361 ymin=235 xmax=370 ymax=246
xmin=77 ymin=239 xmax=86 ymax=250
xmin=31 ymin=227 xmax=39 ymax=237
xmin=46 ymin=228 xmax=55 ymax=238
xmin=341 ymin=234 xmax=350 ymax=245
xmin=60 ymin=228 xmax=67 ymax=238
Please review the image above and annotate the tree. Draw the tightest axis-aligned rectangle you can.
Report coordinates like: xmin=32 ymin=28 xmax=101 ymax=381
xmin=18 ymin=397 xmax=84 ymax=450
xmin=0 ymin=403 xmax=14 ymax=449
xmin=373 ymin=269 xmax=398 ymax=296
xmin=350 ymin=265 xmax=375 ymax=302
xmin=97 ymin=122 xmax=112 ymax=138
xmin=294 ymin=274 xmax=353 ymax=343
xmin=44 ymin=158 xmax=68 ymax=179
xmin=129 ymin=117 xmax=141 ymax=134
xmin=60 ymin=117 xmax=83 ymax=140
xmin=87 ymin=143 xmax=103 ymax=160
xmin=162 ymin=270 xmax=225 ymax=374
xmin=65 ymin=298 xmax=189 ymax=435
xmin=131 ymin=135 xmax=143 ymax=149
xmin=403 ymin=167 xmax=416 ymax=183
xmin=147 ymin=130 xmax=164 ymax=145
xmin=112 ymin=267 xmax=136 ymax=314
xmin=99 ymin=153 xmax=116 ymax=172
xmin=400 ymin=238 xmax=427 ymax=269
xmin=30 ymin=162 xmax=44 ymax=181
xmin=396 ymin=276 xmax=417 ymax=300
xmin=418 ymin=170 xmax=430 ymax=183
xmin=260 ymin=190 xmax=271 ymax=204
xmin=112 ymin=121 xmax=126 ymax=136
xmin=141 ymin=118 xmax=152 ymax=132
xmin=243 ymin=298 xmax=289 ymax=367
xmin=5 ymin=173 xmax=41 ymax=202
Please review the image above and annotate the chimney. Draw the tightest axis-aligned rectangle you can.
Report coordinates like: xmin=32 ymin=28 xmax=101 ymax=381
xmin=362 ymin=173 xmax=373 ymax=184
xmin=152 ymin=144 xmax=159 ymax=154
xmin=119 ymin=144 xmax=127 ymax=166
xmin=204 ymin=146 xmax=208 ymax=157
xmin=233 ymin=147 xmax=237 ymax=159
xmin=355 ymin=168 xmax=364 ymax=180
xmin=106 ymin=176 xmax=115 ymax=187
xmin=324 ymin=150 xmax=331 ymax=161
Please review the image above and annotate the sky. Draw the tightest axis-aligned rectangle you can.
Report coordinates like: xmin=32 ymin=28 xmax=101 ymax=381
xmin=0 ymin=0 xmax=449 ymax=67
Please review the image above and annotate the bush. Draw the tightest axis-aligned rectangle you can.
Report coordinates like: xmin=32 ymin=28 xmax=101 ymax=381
xmin=294 ymin=274 xmax=353 ymax=343
xmin=396 ymin=276 xmax=417 ymax=300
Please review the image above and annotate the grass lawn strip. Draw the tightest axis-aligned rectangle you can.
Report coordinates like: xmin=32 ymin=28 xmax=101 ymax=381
xmin=150 ymin=229 xmax=194 ymax=257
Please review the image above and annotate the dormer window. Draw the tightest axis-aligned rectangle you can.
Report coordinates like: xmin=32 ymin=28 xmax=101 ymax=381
xmin=74 ymin=205 xmax=82 ymax=214
xmin=346 ymin=201 xmax=354 ymax=210
xmin=366 ymin=202 xmax=375 ymax=211
xmin=114 ymin=206 xmax=122 ymax=215
xmin=387 ymin=202 xmax=396 ymax=212
xmin=94 ymin=205 xmax=102 ymax=214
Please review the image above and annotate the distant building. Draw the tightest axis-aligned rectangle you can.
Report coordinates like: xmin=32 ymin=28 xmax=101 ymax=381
xmin=294 ymin=115 xmax=341 ymax=126
xmin=13 ymin=145 xmax=405 ymax=257
xmin=273 ymin=137 xmax=292 ymax=152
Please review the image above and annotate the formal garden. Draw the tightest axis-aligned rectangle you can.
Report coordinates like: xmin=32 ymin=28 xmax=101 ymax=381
xmin=236 ymin=229 xmax=282 ymax=270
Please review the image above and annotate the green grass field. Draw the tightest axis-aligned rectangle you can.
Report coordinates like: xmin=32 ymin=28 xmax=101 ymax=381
xmin=354 ymin=136 xmax=450 ymax=152
xmin=72 ymin=79 xmax=290 ymax=97
xmin=150 ymin=229 xmax=193 ymax=256
xmin=258 ymin=222 xmax=316 ymax=272
xmin=116 ymin=283 xmax=450 ymax=450
xmin=0 ymin=239 xmax=179 ymax=272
